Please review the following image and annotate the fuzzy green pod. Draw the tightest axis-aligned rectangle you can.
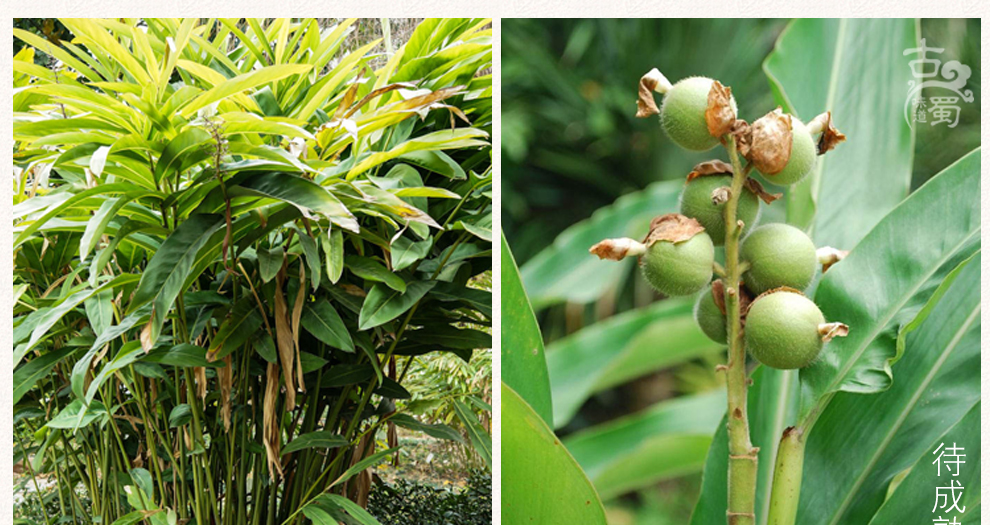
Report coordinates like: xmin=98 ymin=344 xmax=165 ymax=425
xmin=641 ymin=232 xmax=715 ymax=297
xmin=661 ymin=77 xmax=737 ymax=151
xmin=763 ymin=118 xmax=817 ymax=185
xmin=694 ymin=284 xmax=727 ymax=344
xmin=741 ymin=223 xmax=817 ymax=295
xmin=745 ymin=291 xmax=825 ymax=369
xmin=679 ymin=175 xmax=760 ymax=245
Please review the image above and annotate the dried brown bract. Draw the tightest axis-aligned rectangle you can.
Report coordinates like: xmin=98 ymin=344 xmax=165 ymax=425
xmin=816 ymin=246 xmax=850 ymax=273
xmin=744 ymin=178 xmax=783 ymax=204
xmin=705 ymin=80 xmax=736 ymax=138
xmin=636 ymin=68 xmax=670 ymax=118
xmin=643 ymin=213 xmax=706 ymax=246
xmin=747 ymin=108 xmax=793 ymax=175
xmin=686 ymin=159 xmax=733 ymax=182
xmin=818 ymin=322 xmax=850 ymax=342
xmin=809 ymin=111 xmax=846 ymax=154
xmin=589 ymin=238 xmax=647 ymax=261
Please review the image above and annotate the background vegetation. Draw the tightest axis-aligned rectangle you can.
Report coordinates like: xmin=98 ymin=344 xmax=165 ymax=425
xmin=14 ymin=17 xmax=492 ymax=525
xmin=502 ymin=18 xmax=980 ymax=524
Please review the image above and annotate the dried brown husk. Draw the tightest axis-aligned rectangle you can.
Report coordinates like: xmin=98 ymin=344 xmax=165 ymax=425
xmin=744 ymin=178 xmax=783 ymax=204
xmin=747 ymin=108 xmax=793 ymax=175
xmin=219 ymin=354 xmax=233 ymax=432
xmin=810 ymin=111 xmax=847 ymax=154
xmin=705 ymin=80 xmax=736 ymax=138
xmin=817 ymin=246 xmax=850 ymax=273
xmin=274 ymin=268 xmax=296 ymax=411
xmin=686 ymin=159 xmax=733 ymax=182
xmin=263 ymin=362 xmax=283 ymax=480
xmin=642 ymin=213 xmax=706 ymax=246
xmin=194 ymin=366 xmax=207 ymax=400
xmin=291 ymin=261 xmax=306 ymax=392
xmin=714 ymin=280 xmax=754 ymax=318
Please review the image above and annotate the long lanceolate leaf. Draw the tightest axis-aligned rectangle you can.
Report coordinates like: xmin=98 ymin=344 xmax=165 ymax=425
xmin=128 ymin=214 xmax=225 ymax=347
xmin=799 ymin=148 xmax=980 ymax=422
xmin=764 ymin=18 xmax=918 ymax=249
xmin=452 ymin=399 xmax=492 ymax=468
xmin=798 ymin=253 xmax=980 ymax=525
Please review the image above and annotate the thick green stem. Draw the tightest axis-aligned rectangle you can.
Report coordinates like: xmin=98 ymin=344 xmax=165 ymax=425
xmin=767 ymin=427 xmax=805 ymax=525
xmin=724 ymin=138 xmax=758 ymax=525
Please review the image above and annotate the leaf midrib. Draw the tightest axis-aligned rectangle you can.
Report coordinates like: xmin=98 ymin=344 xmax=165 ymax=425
xmin=826 ymin=303 xmax=979 ymax=525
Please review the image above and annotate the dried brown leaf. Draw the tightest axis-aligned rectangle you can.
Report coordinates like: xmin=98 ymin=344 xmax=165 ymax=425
xmin=686 ymin=159 xmax=734 ymax=182
xmin=635 ymin=68 xmax=669 ymax=118
xmin=589 ymin=238 xmax=647 ymax=261
xmin=341 ymin=284 xmax=367 ymax=297
xmin=292 ymin=261 xmax=306 ymax=392
xmin=818 ymin=322 xmax=850 ymax=342
xmin=711 ymin=280 xmax=727 ymax=316
xmin=139 ymin=319 xmax=154 ymax=353
xmin=263 ymin=362 xmax=283 ymax=480
xmin=705 ymin=80 xmax=736 ymax=138
xmin=747 ymin=108 xmax=793 ymax=175
xmin=744 ymin=178 xmax=783 ymax=204
xmin=642 ymin=213 xmax=706 ymax=246
xmin=219 ymin=355 xmax=233 ymax=432
xmin=274 ymin=269 xmax=296 ymax=411
xmin=194 ymin=366 xmax=207 ymax=400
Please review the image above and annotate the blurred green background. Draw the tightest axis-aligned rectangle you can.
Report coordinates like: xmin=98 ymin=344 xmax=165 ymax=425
xmin=502 ymin=18 xmax=980 ymax=524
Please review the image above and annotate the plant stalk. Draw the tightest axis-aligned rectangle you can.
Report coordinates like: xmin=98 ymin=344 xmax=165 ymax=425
xmin=723 ymin=137 xmax=758 ymax=525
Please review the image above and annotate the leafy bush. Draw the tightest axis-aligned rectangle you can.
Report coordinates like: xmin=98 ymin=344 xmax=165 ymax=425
xmin=14 ymin=17 xmax=492 ymax=524
xmin=368 ymin=470 xmax=492 ymax=525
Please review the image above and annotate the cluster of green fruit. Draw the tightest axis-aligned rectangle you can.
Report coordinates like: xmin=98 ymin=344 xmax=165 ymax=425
xmin=633 ymin=75 xmax=843 ymax=370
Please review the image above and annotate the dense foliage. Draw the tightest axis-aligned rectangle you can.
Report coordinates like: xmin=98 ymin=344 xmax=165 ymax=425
xmin=367 ymin=470 xmax=492 ymax=525
xmin=14 ymin=17 xmax=492 ymax=525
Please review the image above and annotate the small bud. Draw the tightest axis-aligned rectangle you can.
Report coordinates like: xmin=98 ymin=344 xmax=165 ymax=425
xmin=711 ymin=186 xmax=731 ymax=205
xmin=589 ymin=238 xmax=647 ymax=261
xmin=636 ymin=68 xmax=672 ymax=118
xmin=747 ymin=108 xmax=793 ymax=175
xmin=818 ymin=322 xmax=849 ymax=342
xmin=816 ymin=246 xmax=849 ymax=273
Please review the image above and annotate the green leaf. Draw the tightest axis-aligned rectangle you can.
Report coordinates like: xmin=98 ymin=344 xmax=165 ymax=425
xmin=257 ymin=246 xmax=284 ymax=283
xmin=208 ymin=298 xmax=263 ymax=360
xmin=390 ymin=236 xmax=431 ymax=271
xmin=358 ymin=281 xmax=435 ymax=330
xmin=178 ymin=63 xmax=313 ymax=117
xmin=154 ymin=127 xmax=211 ymax=184
xmin=282 ymin=431 xmax=348 ymax=455
xmin=765 ymin=18 xmax=918 ymax=248
xmin=14 ymin=347 xmax=75 ymax=404
xmin=797 ymin=253 xmax=980 ymax=524
xmin=406 ymin=325 xmax=491 ymax=350
xmin=330 ymin=446 xmax=400 ymax=488
xmin=390 ymin=413 xmax=465 ymax=443
xmin=83 ymin=289 xmax=114 ymax=337
xmin=345 ymin=255 xmax=406 ymax=292
xmin=128 ymin=213 xmax=225 ymax=347
xmin=565 ymin=390 xmax=726 ymax=500
xmin=502 ymin=382 xmax=607 ymax=524
xmin=800 ymin=149 xmax=980 ymax=419
xmin=319 ymin=364 xmax=374 ymax=388
xmin=311 ymin=494 xmax=384 ymax=525
xmin=47 ymin=399 xmax=108 ymax=430
xmin=298 ymin=230 xmax=322 ymax=291
xmin=232 ymin=172 xmax=358 ymax=233
xmin=867 ymin=403 xmax=980 ymax=524
xmin=169 ymin=404 xmax=192 ymax=428
xmin=347 ymin=128 xmax=489 ymax=180
xmin=548 ymin=298 xmax=720 ymax=429
xmin=145 ymin=344 xmax=224 ymax=368
xmin=397 ymin=150 xmax=466 ymax=180
xmin=323 ymin=228 xmax=345 ymax=284
xmin=500 ymin=234 xmax=553 ymax=426
xmin=521 ymin=180 xmax=682 ymax=309
xmin=452 ymin=399 xmax=491 ymax=468
xmin=300 ymin=299 xmax=355 ymax=353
